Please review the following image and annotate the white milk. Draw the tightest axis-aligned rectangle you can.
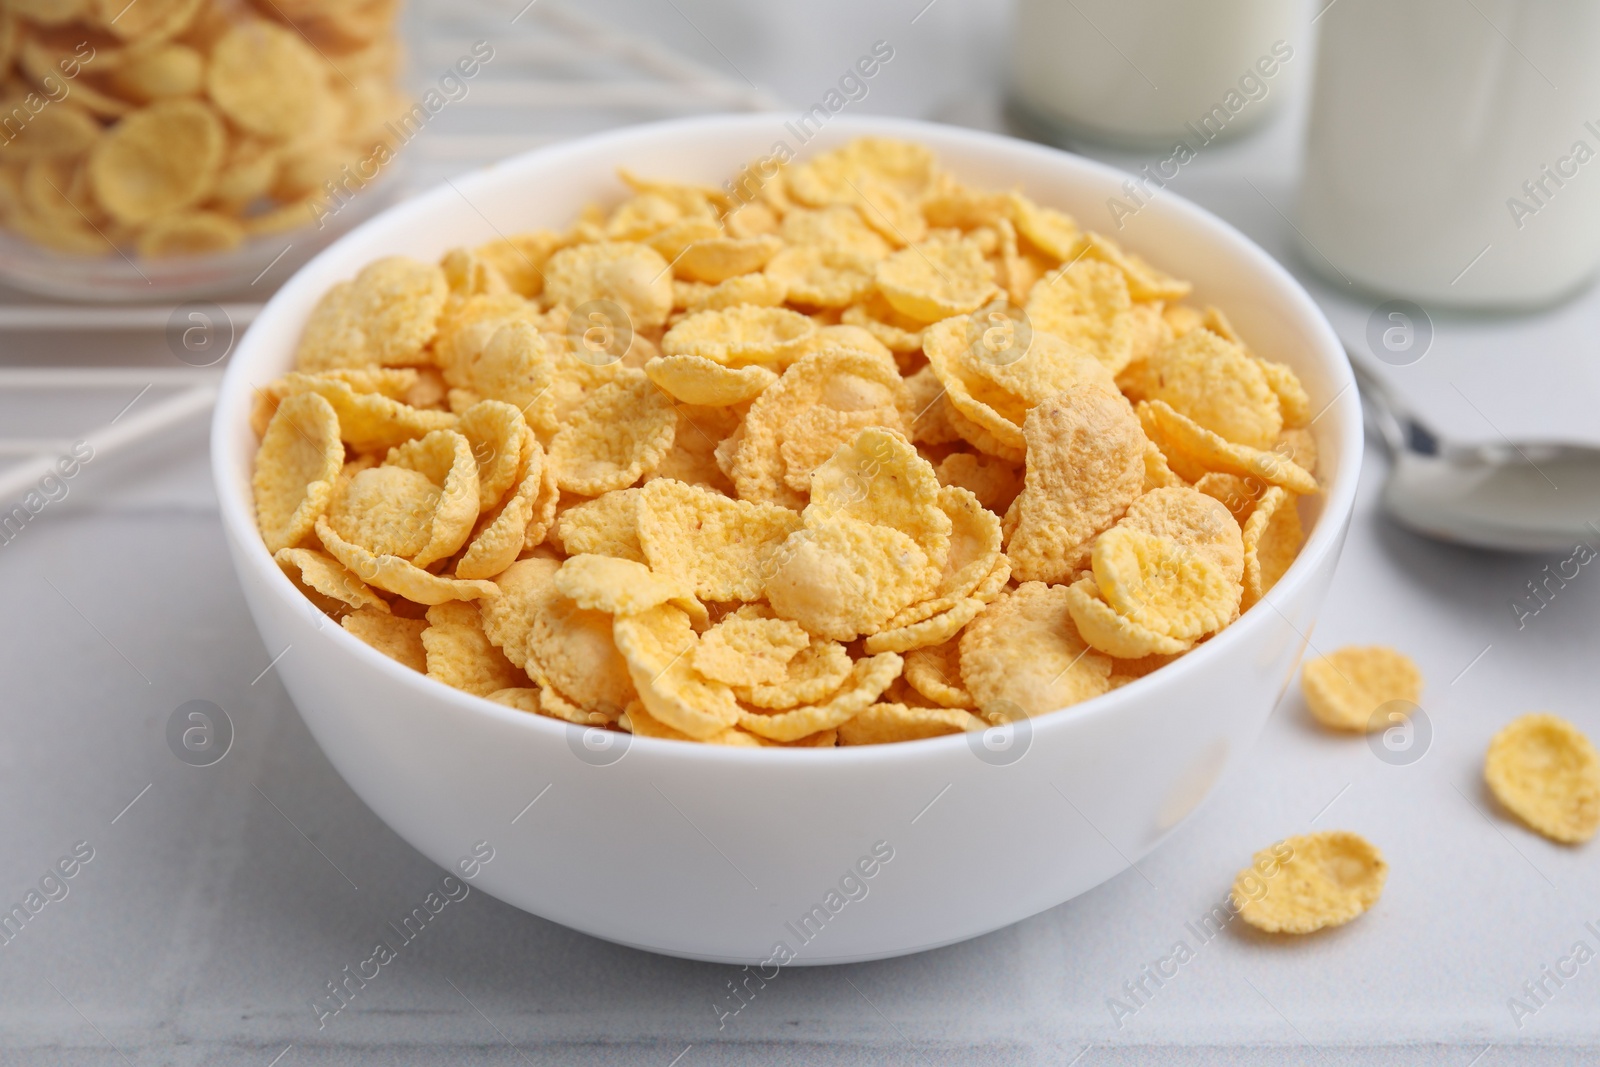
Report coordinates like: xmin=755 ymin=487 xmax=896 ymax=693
xmin=1296 ymin=0 xmax=1600 ymax=308
xmin=1009 ymin=0 xmax=1297 ymax=149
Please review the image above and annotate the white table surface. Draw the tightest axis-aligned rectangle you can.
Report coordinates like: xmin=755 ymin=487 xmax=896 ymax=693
xmin=4 ymin=2 xmax=1600 ymax=1063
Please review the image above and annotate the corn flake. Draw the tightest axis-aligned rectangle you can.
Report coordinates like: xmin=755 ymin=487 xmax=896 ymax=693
xmin=207 ymin=21 xmax=324 ymax=140
xmin=1163 ymin=304 xmax=1205 ymax=336
xmin=1091 ymin=526 xmax=1239 ymax=641
xmin=1007 ymin=192 xmax=1082 ymax=262
xmin=1063 ymin=575 xmax=1192 ymax=659
xmin=1301 ymin=646 xmax=1422 ymax=732
xmin=381 ymin=430 xmax=480 ymax=568
xmin=765 ymin=517 xmax=936 ymax=641
xmin=936 ymin=451 xmax=1023 ymax=514
xmin=524 ymin=581 xmax=637 ymax=720
xmin=554 ymin=553 xmax=705 ymax=624
xmin=606 ymin=192 xmax=690 ymax=241
xmin=946 ymin=403 xmax=1025 ymax=464
xmin=806 ymin=427 xmax=951 ymax=565
xmin=922 ymin=316 xmax=1029 ymax=455
xmin=1082 ymin=233 xmax=1193 ymax=302
xmin=863 ymin=596 xmax=984 ymax=654
xmin=440 ymin=247 xmax=510 ymax=299
xmin=137 ymin=211 xmax=244 ymax=258
xmin=1006 ymin=384 xmax=1147 ymax=582
xmin=780 ymin=205 xmax=890 ymax=259
xmin=677 ymin=234 xmax=783 ymax=283
xmin=1234 ymin=832 xmax=1387 ymax=934
xmin=456 ymin=488 xmax=531 ymax=580
xmin=1126 ymin=302 xmax=1175 ymax=366
xmin=959 ymin=582 xmax=1113 ymax=719
xmin=454 ymin=400 xmax=532 ymax=511
xmin=842 ymin=292 xmax=927 ymax=353
xmin=968 ymin=324 xmax=1120 ymax=419
xmin=787 ymin=138 xmax=935 ymax=245
xmin=296 ymin=377 xmax=456 ymax=452
xmin=724 ymin=347 xmax=904 ymax=508
xmin=423 ymin=601 xmax=526 ymax=696
xmin=839 ymin=702 xmax=984 ymax=745
xmin=253 ymin=391 xmax=343 ymax=554
xmin=739 ymin=651 xmax=902 ymax=742
xmin=792 ymin=138 xmax=937 ymax=203
xmin=645 ymin=354 xmax=776 ymax=407
xmin=88 ymin=98 xmax=223 ymax=224
xmin=1194 ymin=472 xmax=1259 ymax=524
xmin=549 ymin=371 xmax=676 ymax=495
xmin=764 ymin=245 xmax=877 ymax=308
xmin=316 ymin=518 xmax=498 ymax=605
xmin=904 ymin=639 xmax=973 ymax=708
xmin=673 ymin=271 xmax=788 ymax=314
xmin=1485 ymin=713 xmax=1600 ymax=843
xmin=663 ymin=305 xmax=817 ymax=367
xmin=1275 ymin=428 xmax=1318 ymax=477
xmin=933 ymin=484 xmax=1002 ymax=595
xmin=275 ymin=547 xmax=387 ymax=617
xmin=1242 ymin=486 xmax=1303 ymax=608
xmin=540 ymin=686 xmax=621 ymax=727
xmin=552 ymin=487 xmax=645 ymax=563
xmin=544 ymin=240 xmax=674 ymax=330
xmin=876 ymin=236 xmax=998 ymax=323
xmin=295 ymin=257 xmax=450 ymax=373
xmin=475 ymin=231 xmax=559 ymax=299
xmin=1116 ymin=486 xmax=1245 ymax=587
xmin=636 ymin=477 xmax=802 ymax=602
xmin=478 ymin=556 xmax=560 ymax=669
xmin=1023 ymin=260 xmax=1135 ymax=375
xmin=613 ymin=604 xmax=740 ymax=739
xmin=649 ymin=403 xmax=741 ymax=494
xmin=455 ymin=442 xmax=555 ymax=580
xmin=1258 ymin=358 xmax=1312 ymax=429
xmin=1140 ymin=400 xmax=1317 ymax=495
xmin=343 ymin=607 xmax=427 ymax=672
xmin=692 ymin=611 xmax=810 ymax=686
xmin=1133 ymin=329 xmax=1282 ymax=449
xmin=486 ymin=687 xmax=542 ymax=715
xmin=446 ymin=318 xmax=558 ymax=427
xmin=1141 ymin=437 xmax=1184 ymax=492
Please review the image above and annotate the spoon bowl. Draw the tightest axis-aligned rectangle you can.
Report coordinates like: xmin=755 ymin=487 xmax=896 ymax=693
xmin=1351 ymin=354 xmax=1600 ymax=553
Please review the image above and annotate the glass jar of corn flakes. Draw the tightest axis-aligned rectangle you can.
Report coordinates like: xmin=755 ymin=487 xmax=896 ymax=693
xmin=0 ymin=0 xmax=411 ymax=300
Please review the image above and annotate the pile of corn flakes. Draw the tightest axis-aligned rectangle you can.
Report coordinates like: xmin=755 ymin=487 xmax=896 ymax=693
xmin=0 ymin=0 xmax=407 ymax=258
xmin=251 ymin=136 xmax=1322 ymax=747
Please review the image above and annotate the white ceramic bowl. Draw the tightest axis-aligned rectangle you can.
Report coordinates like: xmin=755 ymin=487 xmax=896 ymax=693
xmin=212 ymin=115 xmax=1361 ymax=965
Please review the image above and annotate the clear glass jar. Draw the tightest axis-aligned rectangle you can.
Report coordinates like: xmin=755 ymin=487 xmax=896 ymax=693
xmin=0 ymin=0 xmax=410 ymax=301
xmin=1008 ymin=0 xmax=1297 ymax=150
xmin=1296 ymin=0 xmax=1600 ymax=308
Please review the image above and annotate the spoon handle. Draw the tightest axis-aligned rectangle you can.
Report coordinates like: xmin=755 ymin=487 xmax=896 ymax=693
xmin=1343 ymin=349 xmax=1410 ymax=458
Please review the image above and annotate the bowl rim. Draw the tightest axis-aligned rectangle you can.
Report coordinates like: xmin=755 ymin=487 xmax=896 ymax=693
xmin=211 ymin=112 xmax=1363 ymax=768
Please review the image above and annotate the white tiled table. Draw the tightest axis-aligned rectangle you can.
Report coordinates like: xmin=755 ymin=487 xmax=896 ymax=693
xmin=3 ymin=2 xmax=1599 ymax=1063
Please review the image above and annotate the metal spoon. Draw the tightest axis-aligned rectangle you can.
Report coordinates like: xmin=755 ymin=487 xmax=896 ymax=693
xmin=1349 ymin=351 xmax=1600 ymax=553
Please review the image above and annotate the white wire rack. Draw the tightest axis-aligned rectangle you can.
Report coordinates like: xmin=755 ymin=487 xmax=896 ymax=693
xmin=0 ymin=0 xmax=780 ymax=496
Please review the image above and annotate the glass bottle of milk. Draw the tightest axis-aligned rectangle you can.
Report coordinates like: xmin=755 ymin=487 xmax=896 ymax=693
xmin=1295 ymin=0 xmax=1600 ymax=308
xmin=1008 ymin=0 xmax=1298 ymax=150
